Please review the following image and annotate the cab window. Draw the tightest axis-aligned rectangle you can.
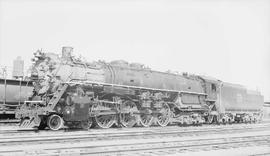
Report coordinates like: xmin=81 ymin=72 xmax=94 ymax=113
xmin=211 ymin=84 xmax=216 ymax=92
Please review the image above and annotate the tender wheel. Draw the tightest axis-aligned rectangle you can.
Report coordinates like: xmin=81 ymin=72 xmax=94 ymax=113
xmin=80 ymin=118 xmax=93 ymax=130
xmin=222 ymin=118 xmax=226 ymax=125
xmin=94 ymin=115 xmax=116 ymax=129
xmin=139 ymin=109 xmax=153 ymax=127
xmin=157 ymin=103 xmax=170 ymax=127
xmin=47 ymin=114 xmax=63 ymax=131
xmin=228 ymin=118 xmax=232 ymax=124
xmin=120 ymin=101 xmax=138 ymax=128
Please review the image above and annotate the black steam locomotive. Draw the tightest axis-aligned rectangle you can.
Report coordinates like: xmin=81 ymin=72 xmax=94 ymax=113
xmin=15 ymin=47 xmax=264 ymax=130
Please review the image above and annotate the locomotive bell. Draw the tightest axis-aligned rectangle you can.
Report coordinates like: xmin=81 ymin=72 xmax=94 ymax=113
xmin=62 ymin=47 xmax=73 ymax=61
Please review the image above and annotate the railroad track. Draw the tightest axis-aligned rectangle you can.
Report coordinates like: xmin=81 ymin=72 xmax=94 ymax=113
xmin=1 ymin=130 xmax=269 ymax=156
xmin=0 ymin=123 xmax=269 ymax=155
xmin=1 ymin=122 xmax=269 ymax=135
xmin=1 ymin=123 xmax=270 ymax=144
xmin=56 ymin=134 xmax=270 ymax=156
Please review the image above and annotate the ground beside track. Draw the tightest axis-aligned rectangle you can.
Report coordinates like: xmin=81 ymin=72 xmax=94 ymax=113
xmin=0 ymin=123 xmax=269 ymax=155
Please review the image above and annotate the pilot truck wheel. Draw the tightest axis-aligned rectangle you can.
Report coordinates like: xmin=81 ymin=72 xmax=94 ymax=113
xmin=47 ymin=114 xmax=63 ymax=131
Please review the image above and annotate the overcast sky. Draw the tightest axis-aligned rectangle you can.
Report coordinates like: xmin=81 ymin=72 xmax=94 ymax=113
xmin=0 ymin=0 xmax=269 ymax=101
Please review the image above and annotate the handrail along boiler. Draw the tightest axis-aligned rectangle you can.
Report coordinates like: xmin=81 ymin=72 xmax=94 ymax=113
xmin=15 ymin=47 xmax=264 ymax=130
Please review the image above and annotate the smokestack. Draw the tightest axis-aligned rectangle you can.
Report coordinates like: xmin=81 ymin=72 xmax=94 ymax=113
xmin=62 ymin=47 xmax=73 ymax=60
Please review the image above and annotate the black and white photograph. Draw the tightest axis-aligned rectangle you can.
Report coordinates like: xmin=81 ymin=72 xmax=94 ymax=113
xmin=0 ymin=0 xmax=270 ymax=155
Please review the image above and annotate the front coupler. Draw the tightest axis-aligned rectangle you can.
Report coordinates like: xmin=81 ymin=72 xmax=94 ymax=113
xmin=15 ymin=101 xmax=50 ymax=128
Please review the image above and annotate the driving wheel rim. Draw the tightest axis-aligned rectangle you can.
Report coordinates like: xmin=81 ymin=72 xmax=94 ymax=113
xmin=120 ymin=101 xmax=138 ymax=128
xmin=121 ymin=113 xmax=137 ymax=128
xmin=47 ymin=114 xmax=63 ymax=131
xmin=157 ymin=103 xmax=170 ymax=127
xmin=139 ymin=113 xmax=153 ymax=127
xmin=95 ymin=115 xmax=116 ymax=129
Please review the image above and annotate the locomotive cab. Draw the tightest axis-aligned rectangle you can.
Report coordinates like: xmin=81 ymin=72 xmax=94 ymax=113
xmin=200 ymin=76 xmax=220 ymax=102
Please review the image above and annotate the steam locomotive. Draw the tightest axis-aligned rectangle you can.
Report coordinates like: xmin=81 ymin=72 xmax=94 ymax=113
xmin=15 ymin=47 xmax=264 ymax=130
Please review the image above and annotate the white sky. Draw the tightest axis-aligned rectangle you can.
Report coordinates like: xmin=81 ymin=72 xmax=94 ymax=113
xmin=0 ymin=0 xmax=269 ymax=101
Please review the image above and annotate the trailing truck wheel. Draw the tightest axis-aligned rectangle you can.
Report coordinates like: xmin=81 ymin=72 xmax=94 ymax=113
xmin=94 ymin=115 xmax=116 ymax=129
xmin=47 ymin=114 xmax=63 ymax=131
xmin=207 ymin=115 xmax=214 ymax=124
xmin=157 ymin=103 xmax=170 ymax=127
xmin=120 ymin=101 xmax=138 ymax=128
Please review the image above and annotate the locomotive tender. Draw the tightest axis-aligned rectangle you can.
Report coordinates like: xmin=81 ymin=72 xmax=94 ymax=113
xmin=15 ymin=47 xmax=264 ymax=130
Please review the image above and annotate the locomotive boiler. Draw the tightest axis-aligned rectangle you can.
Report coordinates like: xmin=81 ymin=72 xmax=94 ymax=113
xmin=15 ymin=47 xmax=264 ymax=130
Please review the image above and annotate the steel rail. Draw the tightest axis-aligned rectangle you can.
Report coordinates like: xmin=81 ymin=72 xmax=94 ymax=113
xmin=0 ymin=124 xmax=269 ymax=147
xmin=0 ymin=122 xmax=269 ymax=138
xmin=0 ymin=133 xmax=269 ymax=155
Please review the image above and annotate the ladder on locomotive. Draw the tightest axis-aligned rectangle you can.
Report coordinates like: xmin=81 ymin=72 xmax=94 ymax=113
xmin=47 ymin=83 xmax=68 ymax=109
